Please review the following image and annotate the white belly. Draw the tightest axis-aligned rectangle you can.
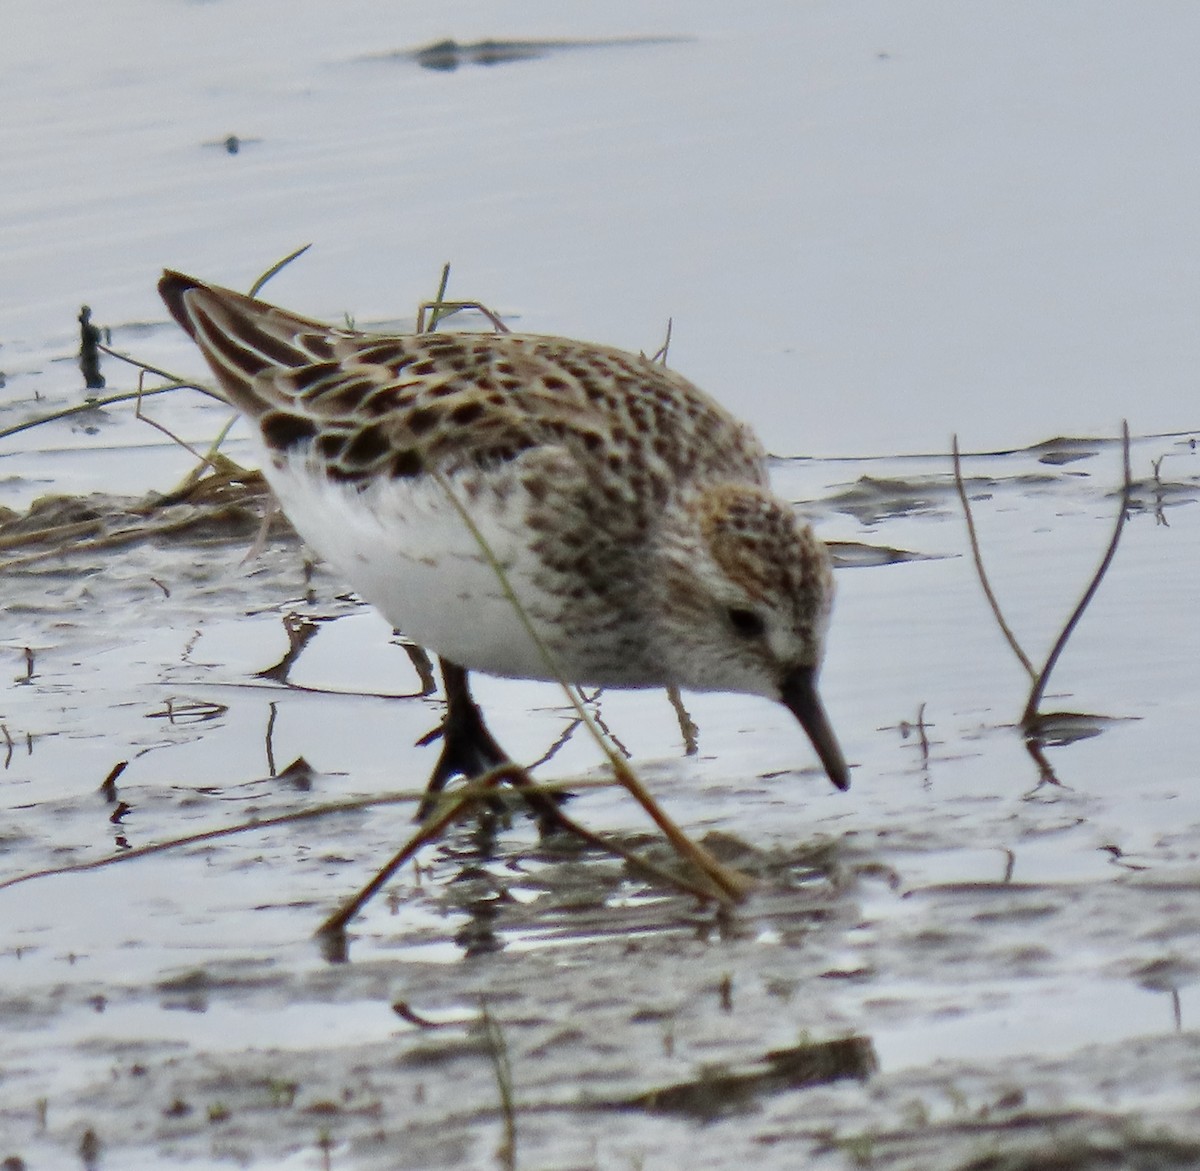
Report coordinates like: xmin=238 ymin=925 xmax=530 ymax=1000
xmin=263 ymin=450 xmax=564 ymax=682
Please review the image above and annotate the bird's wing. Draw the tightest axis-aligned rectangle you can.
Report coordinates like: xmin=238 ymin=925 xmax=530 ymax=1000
xmin=159 ymin=271 xmax=768 ymax=499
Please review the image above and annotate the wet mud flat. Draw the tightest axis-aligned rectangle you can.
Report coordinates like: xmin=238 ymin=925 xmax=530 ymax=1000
xmin=2 ymin=435 xmax=1200 ymax=1168
xmin=8 ymin=0 xmax=1200 ymax=1163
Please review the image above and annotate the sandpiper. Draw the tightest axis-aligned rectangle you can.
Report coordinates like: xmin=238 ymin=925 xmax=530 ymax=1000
xmin=158 ymin=272 xmax=850 ymax=811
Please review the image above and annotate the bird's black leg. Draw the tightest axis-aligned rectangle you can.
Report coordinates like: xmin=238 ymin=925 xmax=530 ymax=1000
xmin=415 ymin=660 xmax=506 ymax=821
xmin=415 ymin=658 xmax=568 ymax=830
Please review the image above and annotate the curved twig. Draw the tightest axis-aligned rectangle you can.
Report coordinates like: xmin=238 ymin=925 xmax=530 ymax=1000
xmin=952 ymin=436 xmax=1036 ymax=679
xmin=249 ymin=243 xmax=313 ymax=297
xmin=1023 ymin=422 xmax=1132 ymax=725
xmin=97 ymin=345 xmax=223 ymax=396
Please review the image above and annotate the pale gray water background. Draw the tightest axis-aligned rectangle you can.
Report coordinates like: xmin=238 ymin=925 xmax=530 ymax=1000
xmin=7 ymin=0 xmax=1200 ymax=455
xmin=5 ymin=2 xmax=1200 ymax=1168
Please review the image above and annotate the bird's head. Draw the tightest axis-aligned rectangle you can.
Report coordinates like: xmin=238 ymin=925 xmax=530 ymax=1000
xmin=651 ymin=482 xmax=849 ymax=791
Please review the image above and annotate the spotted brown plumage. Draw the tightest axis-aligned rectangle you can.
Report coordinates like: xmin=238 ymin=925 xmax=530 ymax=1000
xmin=159 ymin=271 xmax=849 ymax=797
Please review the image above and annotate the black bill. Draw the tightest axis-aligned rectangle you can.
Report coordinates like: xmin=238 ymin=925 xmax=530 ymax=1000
xmin=779 ymin=666 xmax=850 ymax=791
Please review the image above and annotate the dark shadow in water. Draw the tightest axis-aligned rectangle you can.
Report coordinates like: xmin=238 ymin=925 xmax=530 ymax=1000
xmin=1021 ymin=711 xmax=1133 ymax=791
xmin=598 ymin=1034 xmax=877 ymax=1120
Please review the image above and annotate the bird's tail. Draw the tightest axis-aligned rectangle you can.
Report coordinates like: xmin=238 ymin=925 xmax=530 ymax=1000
xmin=158 ymin=270 xmax=337 ymax=417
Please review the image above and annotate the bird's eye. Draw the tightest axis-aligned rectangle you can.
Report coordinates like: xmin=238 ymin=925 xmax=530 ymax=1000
xmin=727 ymin=608 xmax=766 ymax=638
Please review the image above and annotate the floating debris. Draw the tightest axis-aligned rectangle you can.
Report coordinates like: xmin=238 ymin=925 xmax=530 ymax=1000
xmin=367 ymin=35 xmax=690 ymax=72
xmin=828 ymin=539 xmax=941 ymax=568
xmin=202 ymin=134 xmax=263 ymax=155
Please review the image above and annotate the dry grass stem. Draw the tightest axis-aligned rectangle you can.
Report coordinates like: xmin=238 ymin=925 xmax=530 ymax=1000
xmin=248 ymin=243 xmax=312 ymax=297
xmin=423 ymin=262 xmax=453 ymax=332
xmin=316 ymin=767 xmax=525 ymax=939
xmin=0 ymin=506 xmax=270 ymax=573
xmin=417 ymin=298 xmax=511 ymax=335
xmin=129 ymin=368 xmax=217 ymax=467
xmin=648 ymin=318 xmax=673 ymax=365
xmin=0 ymin=381 xmax=208 ymax=444
xmin=416 ymin=260 xmax=509 ymax=334
xmin=0 ymin=776 xmax=617 ymax=897
xmin=317 ymin=761 xmax=735 ymax=942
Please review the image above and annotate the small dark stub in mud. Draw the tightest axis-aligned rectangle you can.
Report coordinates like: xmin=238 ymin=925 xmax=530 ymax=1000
xmin=78 ymin=305 xmax=105 ymax=391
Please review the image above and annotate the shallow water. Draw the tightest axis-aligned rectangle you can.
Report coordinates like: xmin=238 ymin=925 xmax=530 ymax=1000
xmin=8 ymin=2 xmax=1200 ymax=455
xmin=3 ymin=432 xmax=1200 ymax=1168
xmin=6 ymin=3 xmax=1200 ymax=1168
